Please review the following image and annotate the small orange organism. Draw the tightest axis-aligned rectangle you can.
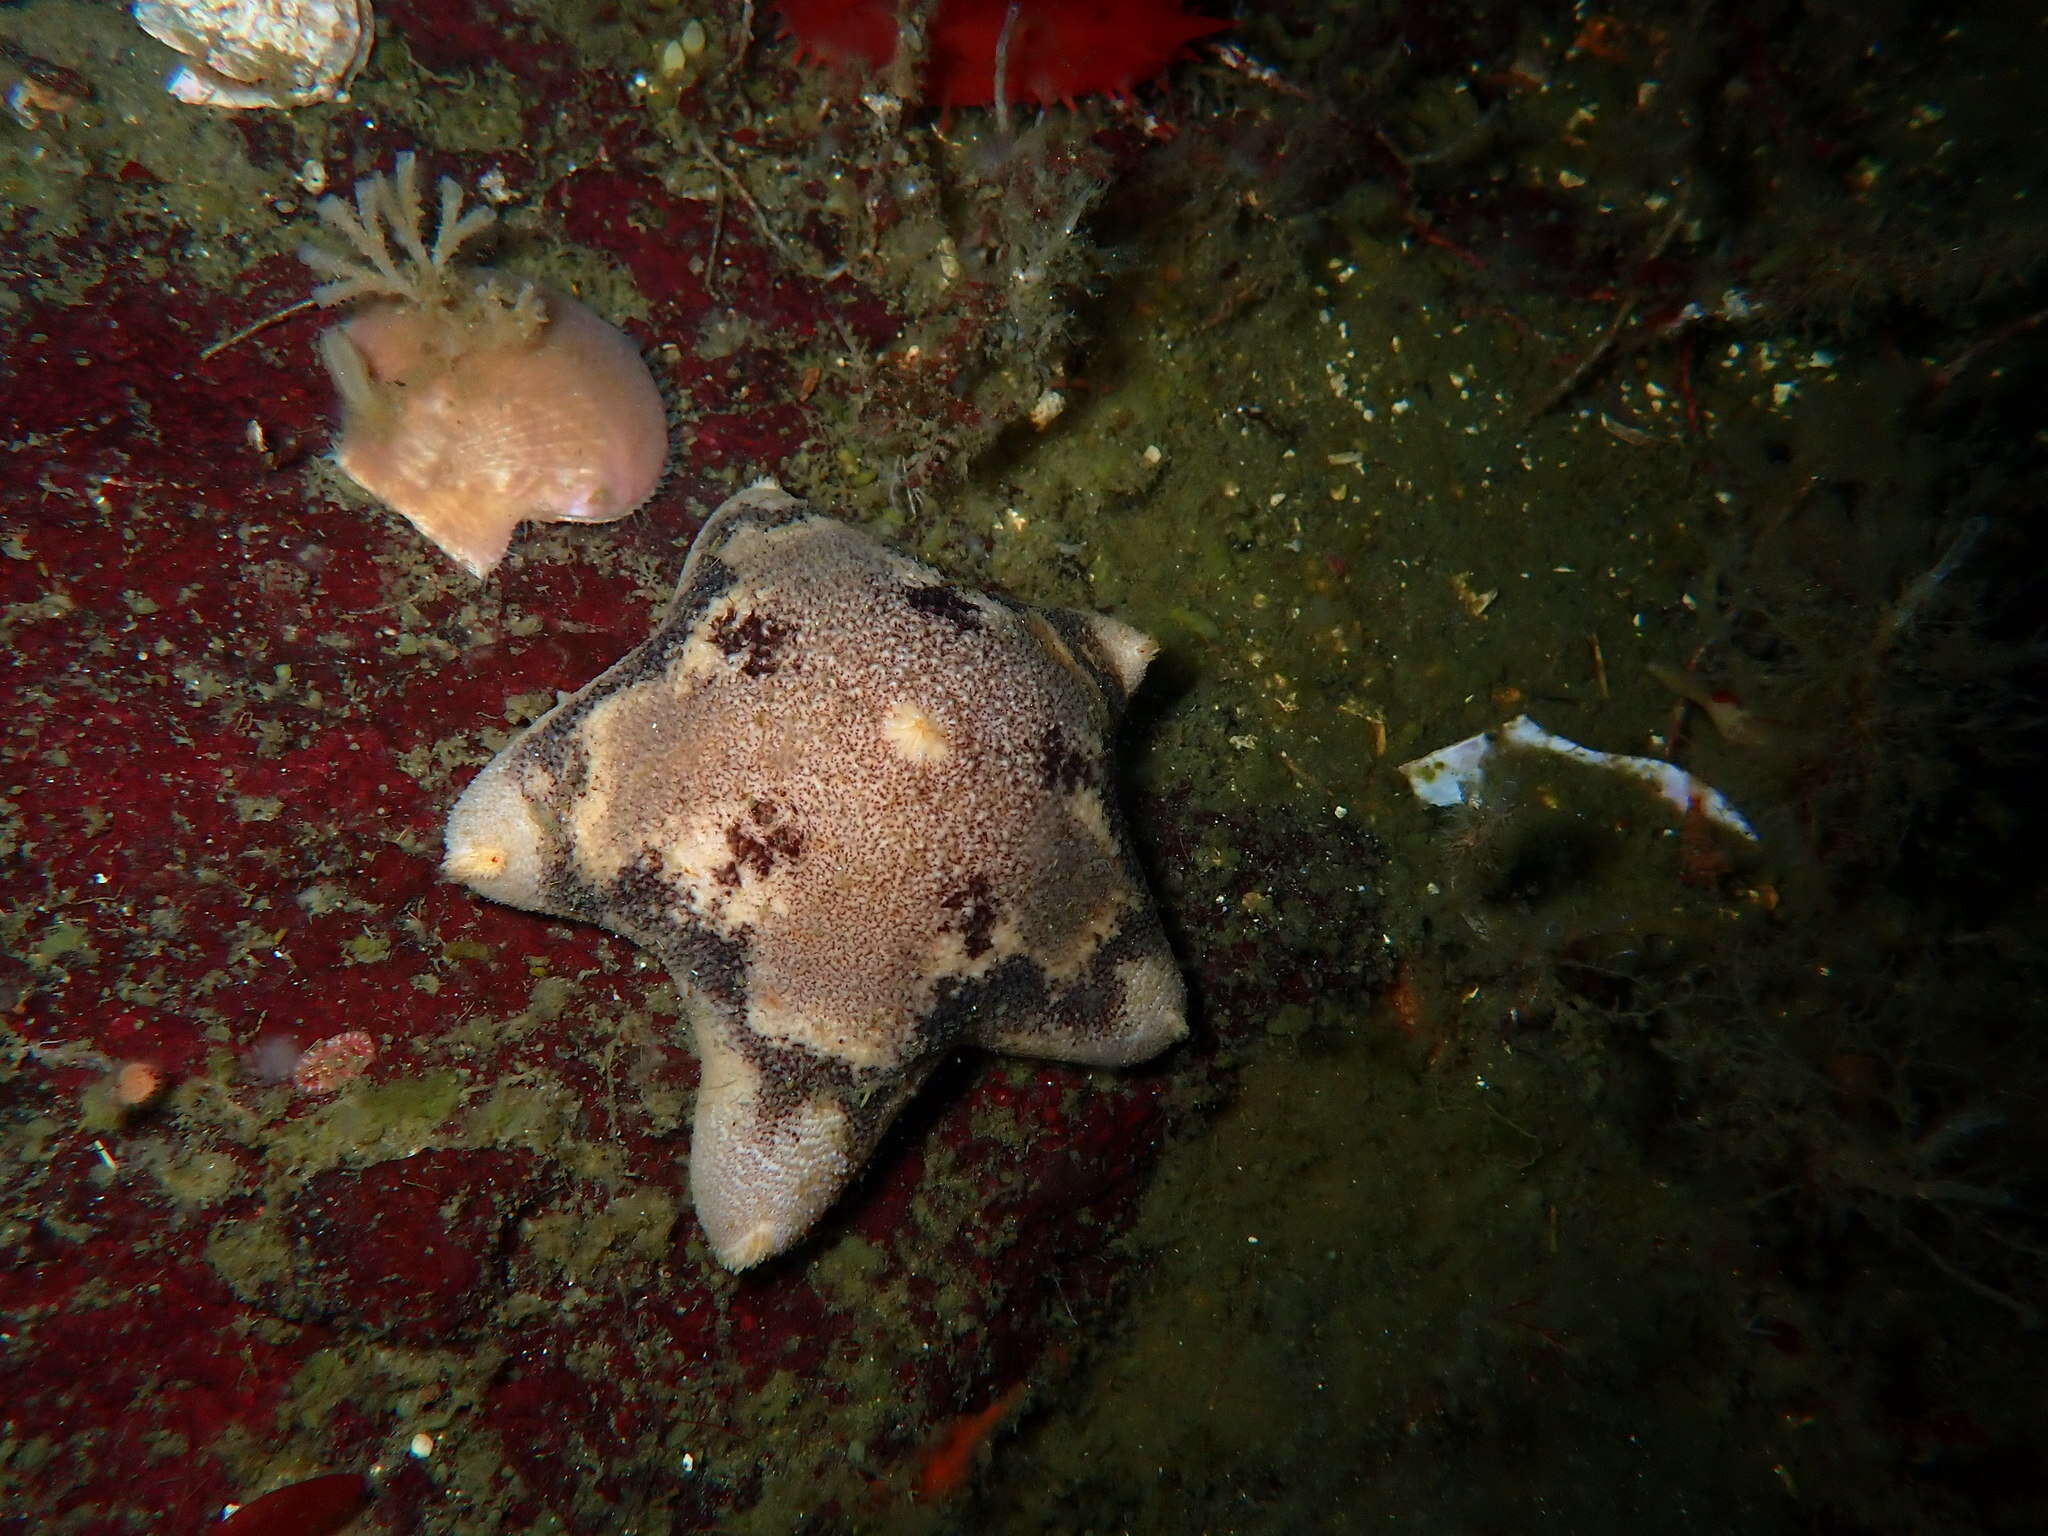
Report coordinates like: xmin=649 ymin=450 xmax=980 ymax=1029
xmin=301 ymin=153 xmax=669 ymax=578
xmin=291 ymin=1029 xmax=377 ymax=1096
xmin=111 ymin=1060 xmax=166 ymax=1109
xmin=915 ymin=1381 xmax=1027 ymax=1502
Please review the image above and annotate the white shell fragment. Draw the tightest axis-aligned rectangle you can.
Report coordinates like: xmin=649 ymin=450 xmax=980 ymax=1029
xmin=130 ymin=0 xmax=373 ymax=109
xmin=1398 ymin=714 xmax=1758 ymax=841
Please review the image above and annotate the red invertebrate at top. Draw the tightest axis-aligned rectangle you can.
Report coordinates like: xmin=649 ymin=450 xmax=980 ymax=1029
xmin=776 ymin=0 xmax=1228 ymax=109
xmin=216 ymin=1473 xmax=371 ymax=1536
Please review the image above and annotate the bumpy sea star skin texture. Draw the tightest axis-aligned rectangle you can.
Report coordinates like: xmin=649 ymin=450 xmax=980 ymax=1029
xmin=443 ymin=481 xmax=1187 ymax=1269
xmin=301 ymin=154 xmax=669 ymax=578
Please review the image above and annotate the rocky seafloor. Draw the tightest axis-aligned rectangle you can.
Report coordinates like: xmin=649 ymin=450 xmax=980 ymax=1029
xmin=3 ymin=2 xmax=2045 ymax=1532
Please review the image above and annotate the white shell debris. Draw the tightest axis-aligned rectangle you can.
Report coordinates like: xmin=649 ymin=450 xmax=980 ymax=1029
xmin=1398 ymin=714 xmax=1758 ymax=841
xmin=130 ymin=0 xmax=373 ymax=109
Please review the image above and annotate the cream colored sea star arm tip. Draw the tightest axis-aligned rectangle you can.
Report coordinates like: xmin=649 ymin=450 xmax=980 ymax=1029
xmin=711 ymin=1223 xmax=781 ymax=1271
xmin=1083 ymin=611 xmax=1160 ymax=697
xmin=441 ymin=845 xmax=508 ymax=884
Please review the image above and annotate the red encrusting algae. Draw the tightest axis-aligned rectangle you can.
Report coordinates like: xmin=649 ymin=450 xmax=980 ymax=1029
xmin=0 ymin=0 xmax=1246 ymax=1523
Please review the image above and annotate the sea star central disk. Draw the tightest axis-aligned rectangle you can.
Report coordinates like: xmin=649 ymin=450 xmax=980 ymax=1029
xmin=443 ymin=482 xmax=1187 ymax=1269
